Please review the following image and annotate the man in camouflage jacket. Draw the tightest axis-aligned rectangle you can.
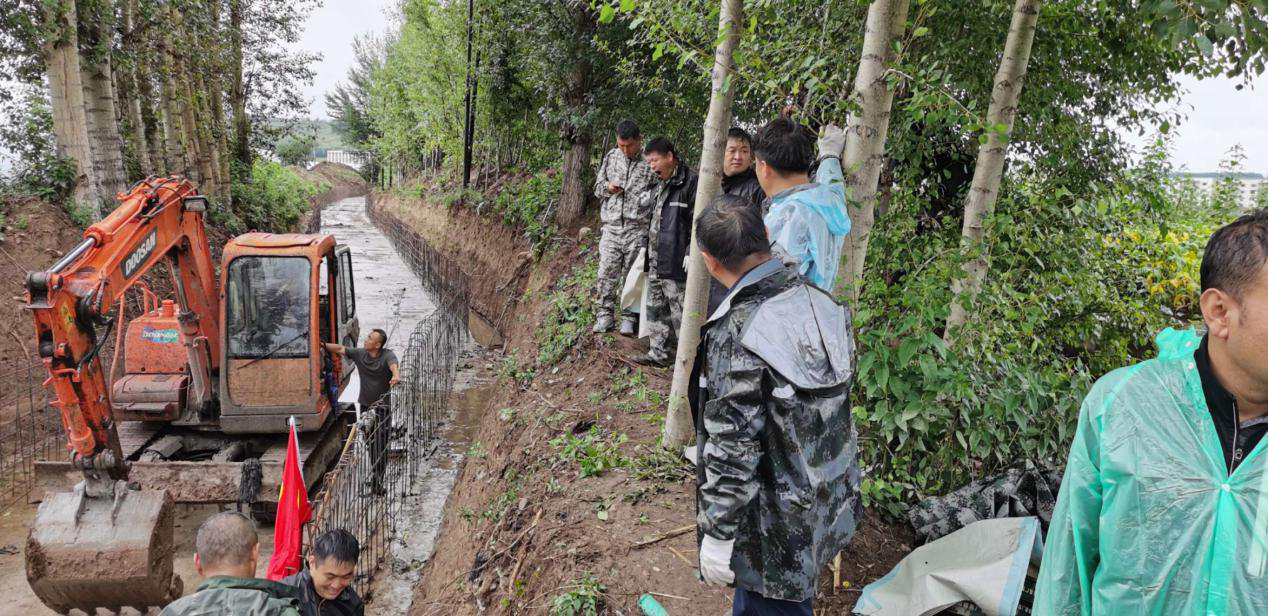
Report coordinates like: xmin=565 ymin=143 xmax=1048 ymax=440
xmin=162 ymin=512 xmax=302 ymax=616
xmin=591 ymin=119 xmax=656 ymax=334
xmin=689 ymin=194 xmax=862 ymax=615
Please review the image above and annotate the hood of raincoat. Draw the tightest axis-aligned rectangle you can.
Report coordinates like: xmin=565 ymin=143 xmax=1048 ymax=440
xmin=764 ymin=157 xmax=851 ymax=289
xmin=738 ymin=283 xmax=853 ymax=390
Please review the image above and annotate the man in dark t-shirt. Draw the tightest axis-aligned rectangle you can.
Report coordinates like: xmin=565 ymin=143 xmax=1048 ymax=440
xmin=324 ymin=329 xmax=400 ymax=494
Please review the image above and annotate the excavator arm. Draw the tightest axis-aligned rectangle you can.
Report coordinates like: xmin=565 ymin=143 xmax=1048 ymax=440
xmin=24 ymin=176 xmax=219 ymax=613
xmin=27 ymin=176 xmax=220 ymax=473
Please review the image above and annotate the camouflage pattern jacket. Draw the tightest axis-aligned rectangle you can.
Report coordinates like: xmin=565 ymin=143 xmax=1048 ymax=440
xmin=592 ymin=148 xmax=656 ymax=227
xmin=160 ymin=576 xmax=302 ymax=616
xmin=690 ymin=258 xmax=862 ymax=602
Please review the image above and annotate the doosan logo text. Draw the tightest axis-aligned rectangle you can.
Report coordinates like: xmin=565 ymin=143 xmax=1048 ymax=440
xmin=123 ymin=231 xmax=157 ymax=279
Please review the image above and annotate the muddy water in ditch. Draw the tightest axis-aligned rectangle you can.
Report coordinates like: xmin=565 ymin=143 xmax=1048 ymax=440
xmin=0 ymin=196 xmax=488 ymax=614
xmin=325 ymin=195 xmax=493 ymax=612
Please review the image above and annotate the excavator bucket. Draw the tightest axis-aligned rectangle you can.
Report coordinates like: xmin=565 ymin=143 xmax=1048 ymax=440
xmin=26 ymin=483 xmax=183 ymax=613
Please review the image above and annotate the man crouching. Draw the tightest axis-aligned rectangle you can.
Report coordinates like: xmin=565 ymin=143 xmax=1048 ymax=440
xmin=690 ymin=194 xmax=862 ymax=615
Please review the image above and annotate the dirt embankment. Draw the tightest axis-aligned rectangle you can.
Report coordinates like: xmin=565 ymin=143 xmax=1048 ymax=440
xmin=0 ymin=199 xmax=87 ymax=376
xmin=381 ymin=183 xmax=914 ymax=616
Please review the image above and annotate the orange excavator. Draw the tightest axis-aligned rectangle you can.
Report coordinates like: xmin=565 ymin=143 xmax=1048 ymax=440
xmin=24 ymin=177 xmax=360 ymax=612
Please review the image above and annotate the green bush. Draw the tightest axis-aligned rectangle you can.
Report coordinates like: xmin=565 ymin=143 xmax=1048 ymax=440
xmin=228 ymin=159 xmax=328 ymax=233
xmin=853 ymin=156 xmax=1234 ymax=518
xmin=491 ymin=171 xmax=561 ymax=254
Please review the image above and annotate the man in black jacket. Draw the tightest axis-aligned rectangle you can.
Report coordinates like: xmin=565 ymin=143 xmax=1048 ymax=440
xmin=281 ymin=529 xmax=365 ymax=616
xmin=709 ymin=127 xmax=768 ymax=315
xmin=720 ymin=127 xmax=766 ymax=215
xmin=639 ymin=136 xmax=698 ymax=366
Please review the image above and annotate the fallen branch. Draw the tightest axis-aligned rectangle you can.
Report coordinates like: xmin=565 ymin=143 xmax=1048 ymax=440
xmin=631 ymin=524 xmax=694 ymax=549
xmin=667 ymin=545 xmax=694 ymax=569
xmin=649 ymin=591 xmax=690 ymax=601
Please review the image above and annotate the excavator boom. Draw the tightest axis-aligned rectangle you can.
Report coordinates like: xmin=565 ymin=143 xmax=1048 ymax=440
xmin=24 ymin=176 xmax=219 ymax=613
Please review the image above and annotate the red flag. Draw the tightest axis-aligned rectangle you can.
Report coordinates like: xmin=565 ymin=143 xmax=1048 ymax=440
xmin=267 ymin=420 xmax=311 ymax=580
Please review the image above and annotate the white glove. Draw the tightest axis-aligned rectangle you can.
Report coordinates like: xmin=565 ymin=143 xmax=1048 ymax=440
xmin=682 ymin=254 xmax=690 ymax=273
xmin=698 ymin=534 xmax=735 ymax=586
xmin=817 ymin=124 xmax=846 ymax=159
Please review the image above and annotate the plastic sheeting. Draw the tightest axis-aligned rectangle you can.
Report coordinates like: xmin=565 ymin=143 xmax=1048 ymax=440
xmin=764 ymin=157 xmax=850 ymax=289
xmin=854 ymin=517 xmax=1043 ymax=616
xmin=1035 ymin=327 xmax=1268 ymax=614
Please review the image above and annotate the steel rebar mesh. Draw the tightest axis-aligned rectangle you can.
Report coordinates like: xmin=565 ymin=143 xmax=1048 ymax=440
xmin=308 ymin=194 xmax=468 ymax=593
xmin=0 ymin=362 xmax=67 ymax=510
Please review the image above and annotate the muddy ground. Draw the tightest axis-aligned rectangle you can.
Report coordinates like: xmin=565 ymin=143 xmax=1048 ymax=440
xmin=374 ymin=181 xmax=915 ymax=616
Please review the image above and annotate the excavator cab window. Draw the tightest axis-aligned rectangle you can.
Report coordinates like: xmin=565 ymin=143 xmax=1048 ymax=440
xmin=225 ymin=256 xmax=311 ymax=359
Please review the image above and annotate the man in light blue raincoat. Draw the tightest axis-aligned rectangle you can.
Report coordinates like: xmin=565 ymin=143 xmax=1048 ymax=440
xmin=753 ymin=117 xmax=851 ymax=290
xmin=1035 ymin=209 xmax=1268 ymax=614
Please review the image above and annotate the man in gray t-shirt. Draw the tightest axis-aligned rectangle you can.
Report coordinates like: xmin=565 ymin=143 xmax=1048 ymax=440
xmin=323 ymin=329 xmax=400 ymax=494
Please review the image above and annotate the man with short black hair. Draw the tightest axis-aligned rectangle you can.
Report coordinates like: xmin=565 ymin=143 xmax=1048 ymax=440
xmin=754 ymin=117 xmax=850 ymax=290
xmin=639 ymin=136 xmax=699 ymax=366
xmin=162 ymin=512 xmax=301 ymax=615
xmin=708 ymin=127 xmax=768 ymax=315
xmin=281 ymin=529 xmax=365 ymax=616
xmin=721 ymin=127 xmax=766 ymax=214
xmin=324 ymin=330 xmax=400 ymax=494
xmin=592 ymin=119 xmax=656 ymax=335
xmin=1036 ymin=209 xmax=1268 ymax=613
xmin=689 ymin=194 xmax=861 ymax=615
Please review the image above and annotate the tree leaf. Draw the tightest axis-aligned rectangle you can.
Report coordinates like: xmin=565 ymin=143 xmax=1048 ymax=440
xmin=620 ymin=0 xmax=635 ymax=12
xmin=599 ymin=4 xmax=615 ymax=24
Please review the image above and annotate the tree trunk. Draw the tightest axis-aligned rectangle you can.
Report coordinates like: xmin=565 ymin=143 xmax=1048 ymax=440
xmin=139 ymin=67 xmax=167 ymax=175
xmin=834 ymin=0 xmax=910 ymax=303
xmin=208 ymin=0 xmax=231 ymax=198
xmin=944 ymin=0 xmax=1042 ymax=336
xmin=43 ymin=0 xmax=101 ymax=218
xmin=159 ymin=37 xmax=186 ymax=176
xmin=119 ymin=0 xmax=152 ymax=175
xmin=555 ymin=2 xmax=596 ymax=227
xmin=229 ymin=0 xmax=251 ymax=179
xmin=79 ymin=0 xmax=128 ymax=200
xmin=662 ymin=0 xmax=745 ymax=450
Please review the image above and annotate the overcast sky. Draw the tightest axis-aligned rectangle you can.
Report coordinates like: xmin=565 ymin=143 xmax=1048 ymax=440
xmin=297 ymin=0 xmax=399 ymax=120
xmin=1121 ymin=73 xmax=1268 ymax=174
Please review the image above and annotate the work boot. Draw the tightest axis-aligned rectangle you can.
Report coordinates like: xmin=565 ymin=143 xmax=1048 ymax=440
xmin=592 ymin=313 xmax=614 ymax=334
xmin=619 ymin=316 xmax=637 ymax=337
xmin=634 ymin=353 xmax=669 ymax=368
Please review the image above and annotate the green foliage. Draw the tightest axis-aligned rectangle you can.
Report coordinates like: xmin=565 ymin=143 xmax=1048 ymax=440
xmin=497 ymin=353 xmax=537 ymax=388
xmin=0 ymin=87 xmax=78 ymax=206
xmin=551 ymin=427 xmax=629 ymax=478
xmin=852 ymin=145 xmax=1242 ymax=516
xmin=274 ymin=134 xmax=317 ymax=167
xmin=536 ymin=254 xmax=599 ymax=366
xmin=226 ymin=158 xmax=327 ymax=233
xmin=491 ymin=172 xmax=562 ymax=253
xmin=550 ymin=572 xmax=605 ymax=616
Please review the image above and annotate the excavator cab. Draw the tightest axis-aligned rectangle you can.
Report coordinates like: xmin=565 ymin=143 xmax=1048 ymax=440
xmin=218 ymin=233 xmax=358 ymax=433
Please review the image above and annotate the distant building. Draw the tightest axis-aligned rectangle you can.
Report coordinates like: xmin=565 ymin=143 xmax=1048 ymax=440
xmin=325 ymin=150 xmax=370 ymax=170
xmin=1173 ymin=171 xmax=1265 ymax=211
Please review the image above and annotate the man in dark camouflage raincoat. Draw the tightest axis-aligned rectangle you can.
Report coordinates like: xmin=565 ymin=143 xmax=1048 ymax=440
xmin=689 ymin=193 xmax=862 ymax=615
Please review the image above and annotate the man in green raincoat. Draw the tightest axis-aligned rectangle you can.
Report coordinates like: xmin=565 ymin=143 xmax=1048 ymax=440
xmin=1035 ymin=209 xmax=1268 ymax=614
